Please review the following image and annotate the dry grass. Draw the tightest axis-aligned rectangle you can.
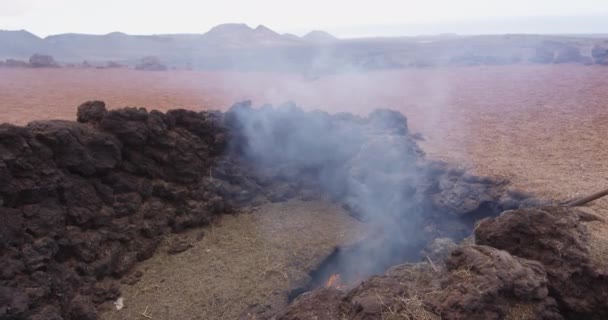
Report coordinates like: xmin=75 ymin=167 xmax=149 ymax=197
xmin=379 ymin=293 xmax=440 ymax=320
xmin=448 ymin=267 xmax=475 ymax=283
xmin=3 ymin=65 xmax=608 ymax=318
xmin=506 ymin=303 xmax=536 ymax=320
xmin=378 ymin=259 xmax=544 ymax=320
xmin=100 ymin=200 xmax=371 ymax=320
xmin=586 ymin=221 xmax=608 ymax=271
xmin=379 ymin=264 xmax=441 ymax=320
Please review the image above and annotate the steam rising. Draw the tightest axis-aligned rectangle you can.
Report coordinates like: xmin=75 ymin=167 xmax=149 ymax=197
xmin=226 ymin=101 xmax=435 ymax=281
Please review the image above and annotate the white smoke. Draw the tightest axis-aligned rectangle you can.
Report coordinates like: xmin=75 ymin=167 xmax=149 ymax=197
xmin=225 ymin=101 xmax=436 ymax=282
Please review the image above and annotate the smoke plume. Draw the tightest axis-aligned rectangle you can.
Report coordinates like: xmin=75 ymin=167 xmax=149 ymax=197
xmin=225 ymin=100 xmax=437 ymax=282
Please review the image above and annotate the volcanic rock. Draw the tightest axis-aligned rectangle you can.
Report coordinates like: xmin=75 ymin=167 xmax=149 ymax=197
xmin=0 ymin=100 xmax=531 ymax=319
xmin=135 ymin=56 xmax=167 ymax=71
xmin=68 ymin=294 xmax=97 ymax=320
xmin=432 ymin=245 xmax=562 ymax=320
xmin=0 ymin=103 xmax=233 ymax=319
xmin=77 ymin=101 xmax=108 ymax=124
xmin=275 ymin=245 xmax=562 ymax=320
xmin=432 ymin=170 xmax=504 ymax=215
xmin=475 ymin=206 xmax=608 ymax=319
xmin=29 ymin=53 xmax=59 ymax=68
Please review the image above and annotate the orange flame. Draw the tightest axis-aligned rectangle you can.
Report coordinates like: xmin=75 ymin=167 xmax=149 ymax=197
xmin=325 ymin=273 xmax=350 ymax=290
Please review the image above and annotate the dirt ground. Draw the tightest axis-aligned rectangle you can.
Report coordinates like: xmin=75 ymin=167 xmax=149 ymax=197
xmin=2 ymin=65 xmax=607 ymax=318
xmin=99 ymin=200 xmax=370 ymax=320
xmin=1 ymin=65 xmax=606 ymax=209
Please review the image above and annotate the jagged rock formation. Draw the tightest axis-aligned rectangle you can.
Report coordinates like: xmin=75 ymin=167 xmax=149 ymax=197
xmin=0 ymin=101 xmax=535 ymax=319
xmin=476 ymin=207 xmax=608 ymax=319
xmin=0 ymin=102 xmax=229 ymax=319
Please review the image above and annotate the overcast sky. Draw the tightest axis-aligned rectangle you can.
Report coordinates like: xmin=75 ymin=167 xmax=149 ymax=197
xmin=1 ymin=0 xmax=608 ymax=37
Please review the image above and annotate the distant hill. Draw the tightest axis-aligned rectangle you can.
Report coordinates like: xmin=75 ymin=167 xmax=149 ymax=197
xmin=43 ymin=32 xmax=173 ymax=61
xmin=282 ymin=33 xmax=302 ymax=41
xmin=1 ymin=24 xmax=608 ymax=71
xmin=0 ymin=24 xmax=341 ymax=64
xmin=302 ymin=30 xmax=338 ymax=43
xmin=0 ymin=30 xmax=44 ymax=59
xmin=201 ymin=23 xmax=300 ymax=47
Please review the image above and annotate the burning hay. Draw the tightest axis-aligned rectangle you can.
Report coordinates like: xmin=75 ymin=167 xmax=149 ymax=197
xmin=274 ymin=206 xmax=608 ymax=320
xmin=103 ymin=200 xmax=369 ymax=320
xmin=2 ymin=99 xmax=592 ymax=320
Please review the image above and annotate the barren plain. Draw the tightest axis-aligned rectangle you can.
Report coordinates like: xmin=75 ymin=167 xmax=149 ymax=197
xmin=1 ymin=66 xmax=606 ymax=206
xmin=2 ymin=65 xmax=608 ymax=319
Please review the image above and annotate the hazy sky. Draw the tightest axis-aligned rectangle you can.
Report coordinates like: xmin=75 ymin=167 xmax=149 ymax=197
xmin=1 ymin=0 xmax=608 ymax=37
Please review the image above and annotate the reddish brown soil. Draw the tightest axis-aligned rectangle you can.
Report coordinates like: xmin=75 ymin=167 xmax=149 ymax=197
xmin=1 ymin=65 xmax=607 ymax=211
xmin=3 ymin=66 xmax=607 ymax=320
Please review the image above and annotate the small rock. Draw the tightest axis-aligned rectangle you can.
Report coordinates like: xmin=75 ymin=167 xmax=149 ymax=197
xmin=77 ymin=101 xmax=107 ymax=123
xmin=167 ymin=239 xmax=193 ymax=255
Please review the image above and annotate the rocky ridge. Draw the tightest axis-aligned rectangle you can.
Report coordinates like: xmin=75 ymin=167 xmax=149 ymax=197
xmin=1 ymin=101 xmax=534 ymax=319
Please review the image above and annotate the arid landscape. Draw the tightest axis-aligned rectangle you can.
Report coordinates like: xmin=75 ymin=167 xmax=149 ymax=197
xmin=3 ymin=1 xmax=608 ymax=317
xmin=1 ymin=65 xmax=607 ymax=203
xmin=2 ymin=64 xmax=608 ymax=320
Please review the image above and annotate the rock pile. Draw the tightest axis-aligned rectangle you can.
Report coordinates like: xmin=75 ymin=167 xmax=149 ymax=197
xmin=0 ymin=101 xmax=534 ymax=319
xmin=271 ymin=206 xmax=608 ymax=320
xmin=0 ymin=54 xmax=60 ymax=69
xmin=28 ymin=54 xmax=59 ymax=68
xmin=0 ymin=101 xmax=231 ymax=319
xmin=476 ymin=207 xmax=608 ymax=319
